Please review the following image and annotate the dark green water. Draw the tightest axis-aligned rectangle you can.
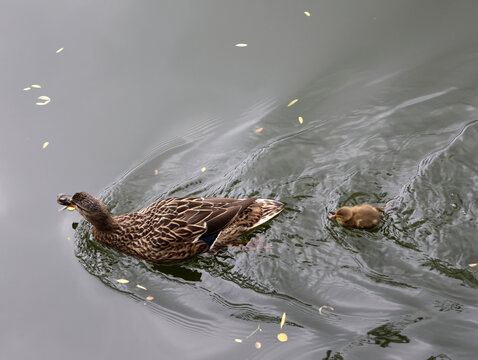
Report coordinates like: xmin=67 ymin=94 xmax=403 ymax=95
xmin=2 ymin=1 xmax=478 ymax=359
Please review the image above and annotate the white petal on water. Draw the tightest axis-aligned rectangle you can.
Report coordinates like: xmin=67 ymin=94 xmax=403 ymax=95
xmin=318 ymin=305 xmax=334 ymax=314
xmin=36 ymin=96 xmax=51 ymax=105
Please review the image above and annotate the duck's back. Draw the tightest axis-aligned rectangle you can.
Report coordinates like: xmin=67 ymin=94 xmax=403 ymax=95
xmin=94 ymin=197 xmax=262 ymax=263
xmin=351 ymin=205 xmax=382 ymax=229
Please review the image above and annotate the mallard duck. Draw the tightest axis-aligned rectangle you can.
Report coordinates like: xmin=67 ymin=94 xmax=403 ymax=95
xmin=328 ymin=204 xmax=384 ymax=229
xmin=57 ymin=192 xmax=283 ymax=263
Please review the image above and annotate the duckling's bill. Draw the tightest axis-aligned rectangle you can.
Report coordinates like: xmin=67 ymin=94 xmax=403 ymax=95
xmin=328 ymin=214 xmax=336 ymax=220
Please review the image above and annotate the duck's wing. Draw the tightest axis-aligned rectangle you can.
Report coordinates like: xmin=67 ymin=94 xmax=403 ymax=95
xmin=147 ymin=197 xmax=257 ymax=244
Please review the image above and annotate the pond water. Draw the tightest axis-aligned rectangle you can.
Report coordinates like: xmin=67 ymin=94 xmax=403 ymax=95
xmin=2 ymin=1 xmax=478 ymax=359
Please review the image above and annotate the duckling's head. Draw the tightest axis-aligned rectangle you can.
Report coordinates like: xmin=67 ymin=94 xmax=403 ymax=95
xmin=328 ymin=206 xmax=353 ymax=226
xmin=57 ymin=192 xmax=116 ymax=231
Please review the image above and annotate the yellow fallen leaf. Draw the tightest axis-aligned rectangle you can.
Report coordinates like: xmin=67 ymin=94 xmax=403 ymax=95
xmin=235 ymin=43 xmax=248 ymax=47
xmin=154 ymin=169 xmax=159 ymax=175
xmin=23 ymin=87 xmax=31 ymax=91
xmin=255 ymin=342 xmax=261 ymax=349
xmin=31 ymin=84 xmax=41 ymax=88
xmin=298 ymin=116 xmax=304 ymax=124
xmin=280 ymin=312 xmax=286 ymax=328
xmin=136 ymin=284 xmax=147 ymax=290
xmin=146 ymin=296 xmax=154 ymax=301
xmin=469 ymin=263 xmax=478 ymax=267
xmin=116 ymin=279 xmax=129 ymax=284
xmin=201 ymin=167 xmax=206 ymax=172
xmin=255 ymin=127 xmax=263 ymax=133
xmin=42 ymin=141 xmax=49 ymax=149
xmin=56 ymin=47 xmax=64 ymax=53
xmin=277 ymin=333 xmax=288 ymax=342
xmin=304 ymin=11 xmax=311 ymax=16
xmin=234 ymin=339 xmax=243 ymax=343
xmin=318 ymin=305 xmax=334 ymax=314
xmin=287 ymin=98 xmax=298 ymax=107
xmin=67 ymin=206 xmax=75 ymax=211
xmin=36 ymin=95 xmax=51 ymax=106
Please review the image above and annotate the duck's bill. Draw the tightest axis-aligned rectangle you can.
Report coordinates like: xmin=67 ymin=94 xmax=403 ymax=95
xmin=328 ymin=214 xmax=336 ymax=220
xmin=57 ymin=194 xmax=74 ymax=211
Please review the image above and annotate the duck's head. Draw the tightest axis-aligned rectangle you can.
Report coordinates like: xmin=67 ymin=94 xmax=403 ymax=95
xmin=57 ymin=192 xmax=116 ymax=231
xmin=328 ymin=206 xmax=353 ymax=226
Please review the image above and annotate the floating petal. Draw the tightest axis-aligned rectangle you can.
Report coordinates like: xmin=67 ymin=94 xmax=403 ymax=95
xmin=277 ymin=333 xmax=288 ymax=342
xmin=255 ymin=127 xmax=263 ymax=133
xmin=304 ymin=11 xmax=311 ymax=16
xmin=42 ymin=141 xmax=49 ymax=149
xmin=234 ymin=339 xmax=243 ymax=343
xmin=298 ymin=116 xmax=304 ymax=124
xmin=116 ymin=279 xmax=129 ymax=284
xmin=154 ymin=169 xmax=159 ymax=175
xmin=146 ymin=296 xmax=154 ymax=301
xmin=136 ymin=284 xmax=147 ymax=290
xmin=318 ymin=305 xmax=334 ymax=314
xmin=67 ymin=206 xmax=75 ymax=211
xmin=280 ymin=312 xmax=286 ymax=328
xmin=235 ymin=43 xmax=248 ymax=47
xmin=36 ymin=95 xmax=51 ymax=106
xmin=31 ymin=84 xmax=41 ymax=88
xmin=287 ymin=99 xmax=298 ymax=107
xmin=201 ymin=167 xmax=206 ymax=172
xmin=56 ymin=47 xmax=64 ymax=53
xmin=23 ymin=87 xmax=31 ymax=91
xmin=469 ymin=263 xmax=477 ymax=267
xmin=255 ymin=342 xmax=261 ymax=349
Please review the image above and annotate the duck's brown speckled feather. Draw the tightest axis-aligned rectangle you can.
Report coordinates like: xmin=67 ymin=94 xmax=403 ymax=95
xmin=65 ymin=194 xmax=283 ymax=263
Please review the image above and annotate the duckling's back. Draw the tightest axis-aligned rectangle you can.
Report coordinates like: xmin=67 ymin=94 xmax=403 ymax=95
xmin=351 ymin=204 xmax=382 ymax=229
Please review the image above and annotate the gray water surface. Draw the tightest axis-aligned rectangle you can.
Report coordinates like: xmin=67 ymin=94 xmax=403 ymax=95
xmin=2 ymin=1 xmax=478 ymax=359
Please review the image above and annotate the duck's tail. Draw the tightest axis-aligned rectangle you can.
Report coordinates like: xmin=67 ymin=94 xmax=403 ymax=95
xmin=251 ymin=199 xmax=284 ymax=228
xmin=207 ymin=198 xmax=283 ymax=252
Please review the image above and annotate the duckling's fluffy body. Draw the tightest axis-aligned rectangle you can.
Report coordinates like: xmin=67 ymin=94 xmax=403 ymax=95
xmin=58 ymin=192 xmax=283 ymax=263
xmin=329 ymin=204 xmax=384 ymax=229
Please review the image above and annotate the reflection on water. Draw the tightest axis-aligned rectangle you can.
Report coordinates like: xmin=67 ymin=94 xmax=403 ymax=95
xmin=4 ymin=1 xmax=478 ymax=358
xmin=73 ymin=42 xmax=478 ymax=357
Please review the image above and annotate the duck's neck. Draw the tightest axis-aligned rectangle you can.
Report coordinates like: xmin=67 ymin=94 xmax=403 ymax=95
xmin=87 ymin=211 xmax=119 ymax=232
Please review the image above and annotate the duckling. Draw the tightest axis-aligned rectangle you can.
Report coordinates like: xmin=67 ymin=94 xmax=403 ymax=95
xmin=57 ymin=192 xmax=283 ymax=263
xmin=328 ymin=204 xmax=384 ymax=229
